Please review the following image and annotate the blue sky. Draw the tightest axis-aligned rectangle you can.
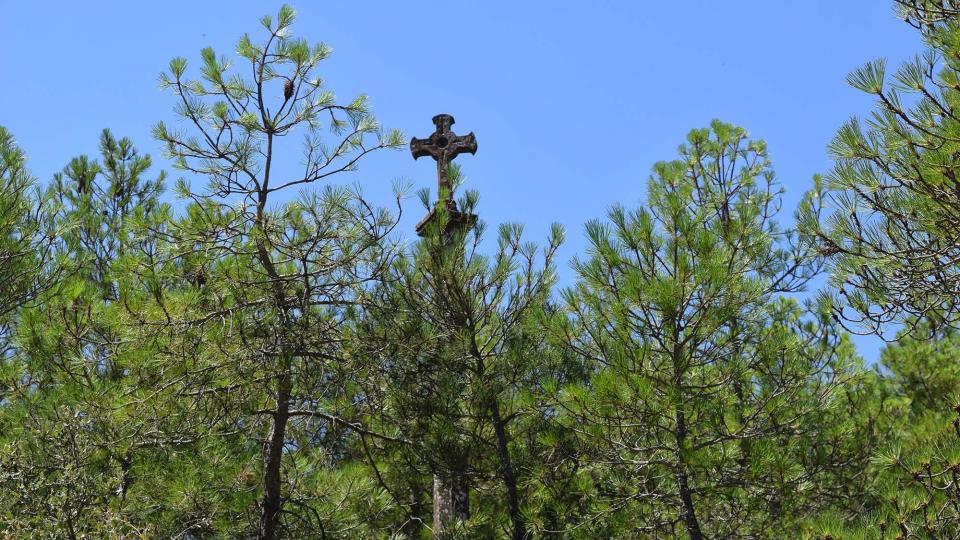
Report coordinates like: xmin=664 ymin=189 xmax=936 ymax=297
xmin=0 ymin=1 xmax=922 ymax=361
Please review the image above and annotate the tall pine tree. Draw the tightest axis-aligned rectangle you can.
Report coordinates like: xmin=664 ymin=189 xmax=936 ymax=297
xmin=549 ymin=121 xmax=858 ymax=538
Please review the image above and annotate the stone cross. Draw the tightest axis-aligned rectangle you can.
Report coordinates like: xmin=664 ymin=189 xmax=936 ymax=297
xmin=410 ymin=114 xmax=477 ymax=209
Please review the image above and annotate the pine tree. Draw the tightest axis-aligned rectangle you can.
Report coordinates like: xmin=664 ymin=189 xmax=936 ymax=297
xmin=0 ymin=126 xmax=54 ymax=353
xmin=350 ymin=166 xmax=563 ymax=538
xmin=134 ymin=5 xmax=406 ymax=537
xmin=0 ymin=130 xmax=168 ymax=536
xmin=810 ymin=0 xmax=960 ymax=336
xmin=812 ymin=321 xmax=960 ymax=539
xmin=548 ymin=121 xmax=858 ymax=538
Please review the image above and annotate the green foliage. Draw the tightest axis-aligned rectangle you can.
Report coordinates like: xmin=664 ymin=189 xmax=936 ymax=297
xmin=0 ymin=126 xmax=55 ymax=352
xmin=807 ymin=322 xmax=960 ymax=539
xmin=127 ymin=5 xmax=407 ymax=538
xmin=7 ymin=2 xmax=960 ymax=539
xmin=810 ymin=0 xmax=960 ymax=336
xmin=349 ymin=165 xmax=565 ymax=539
xmin=543 ymin=121 xmax=859 ymax=538
xmin=0 ymin=130 xmax=172 ymax=537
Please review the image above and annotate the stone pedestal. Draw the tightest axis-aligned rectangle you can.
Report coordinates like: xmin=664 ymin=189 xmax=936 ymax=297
xmin=415 ymin=201 xmax=477 ymax=238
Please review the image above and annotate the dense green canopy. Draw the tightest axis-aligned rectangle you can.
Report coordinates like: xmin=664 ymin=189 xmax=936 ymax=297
xmin=2 ymin=3 xmax=960 ymax=539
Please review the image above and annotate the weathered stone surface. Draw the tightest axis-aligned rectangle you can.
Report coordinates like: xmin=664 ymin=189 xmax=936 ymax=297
xmin=411 ymin=114 xmax=478 ymax=237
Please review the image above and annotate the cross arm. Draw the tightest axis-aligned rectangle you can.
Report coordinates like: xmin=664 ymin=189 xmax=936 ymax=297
xmin=410 ymin=136 xmax=438 ymax=160
xmin=447 ymin=132 xmax=478 ymax=157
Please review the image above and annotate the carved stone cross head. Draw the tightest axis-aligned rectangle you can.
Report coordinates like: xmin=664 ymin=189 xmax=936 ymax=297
xmin=410 ymin=114 xmax=477 ymax=206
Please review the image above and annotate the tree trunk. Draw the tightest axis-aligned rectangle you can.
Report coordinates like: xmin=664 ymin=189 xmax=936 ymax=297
xmin=671 ymin=312 xmax=704 ymax=540
xmin=401 ymin=481 xmax=427 ymax=539
xmin=675 ymin=409 xmax=704 ymax=540
xmin=433 ymin=470 xmax=469 ymax=537
xmin=254 ymin=155 xmax=293 ymax=539
xmin=259 ymin=368 xmax=291 ymax=540
xmin=490 ymin=398 xmax=527 ymax=540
